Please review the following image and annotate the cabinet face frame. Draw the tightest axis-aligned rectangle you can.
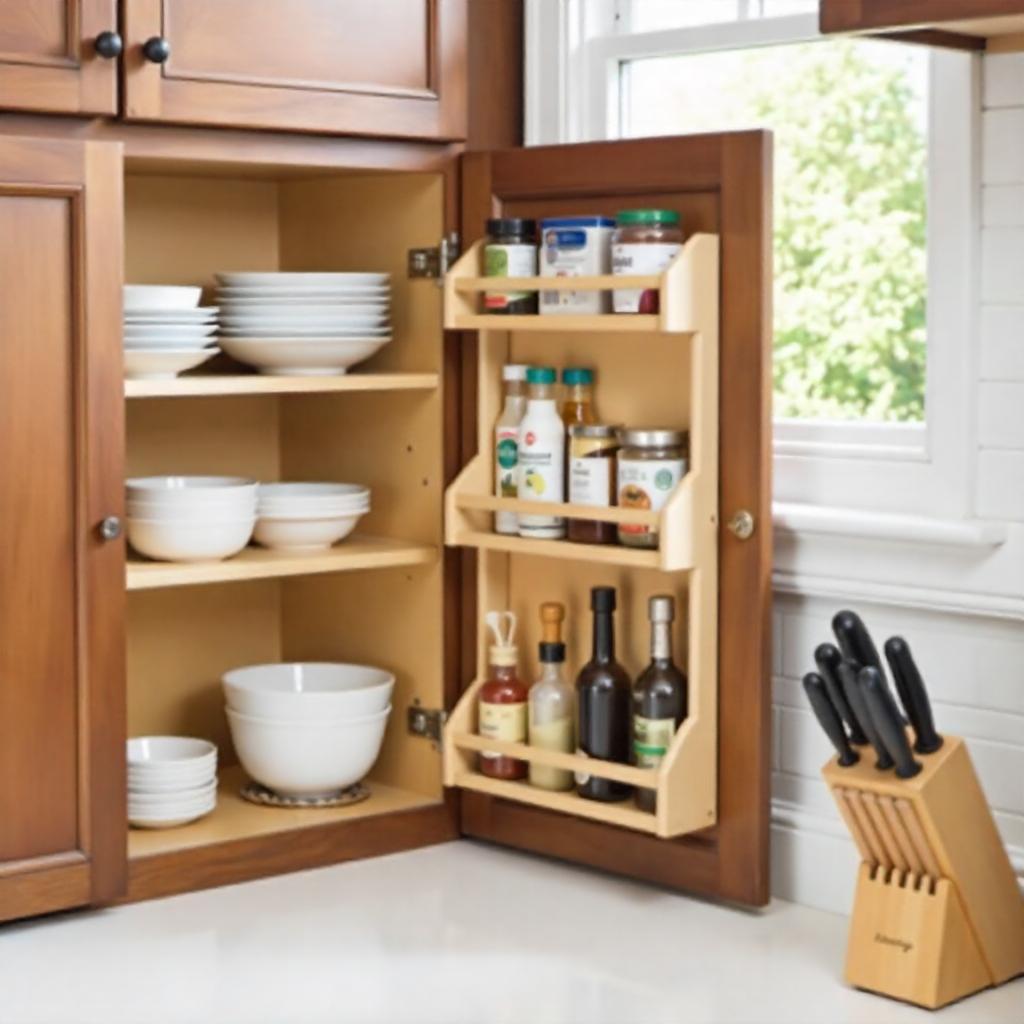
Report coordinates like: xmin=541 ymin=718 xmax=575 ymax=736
xmin=122 ymin=0 xmax=468 ymax=140
xmin=0 ymin=1 xmax=118 ymax=115
xmin=453 ymin=133 xmax=774 ymax=907
xmin=0 ymin=136 xmax=126 ymax=922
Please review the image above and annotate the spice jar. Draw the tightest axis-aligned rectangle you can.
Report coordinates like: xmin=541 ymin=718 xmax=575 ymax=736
xmin=484 ymin=218 xmax=538 ymax=315
xmin=568 ymin=424 xmax=620 ymax=545
xmin=616 ymin=429 xmax=688 ymax=549
xmin=611 ymin=210 xmax=684 ymax=314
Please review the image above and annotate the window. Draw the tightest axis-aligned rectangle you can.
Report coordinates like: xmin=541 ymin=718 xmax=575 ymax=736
xmin=526 ymin=1 xmax=978 ymax=517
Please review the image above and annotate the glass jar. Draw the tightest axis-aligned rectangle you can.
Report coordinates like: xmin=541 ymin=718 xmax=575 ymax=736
xmin=611 ymin=210 xmax=684 ymax=314
xmin=568 ymin=424 xmax=620 ymax=545
xmin=616 ymin=429 xmax=689 ymax=549
xmin=484 ymin=218 xmax=538 ymax=315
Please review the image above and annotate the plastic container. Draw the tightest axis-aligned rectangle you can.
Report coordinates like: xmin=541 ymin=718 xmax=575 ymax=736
xmin=539 ymin=216 xmax=614 ymax=315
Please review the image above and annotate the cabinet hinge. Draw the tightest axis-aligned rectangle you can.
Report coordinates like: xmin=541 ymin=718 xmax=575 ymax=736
xmin=407 ymin=232 xmax=460 ymax=282
xmin=406 ymin=701 xmax=446 ymax=745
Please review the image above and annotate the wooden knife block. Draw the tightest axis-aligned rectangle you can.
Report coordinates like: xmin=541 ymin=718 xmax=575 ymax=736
xmin=822 ymin=735 xmax=1024 ymax=1010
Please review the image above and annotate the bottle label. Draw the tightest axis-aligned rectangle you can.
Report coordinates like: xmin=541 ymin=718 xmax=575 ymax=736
xmin=569 ymin=435 xmax=616 ymax=508
xmin=573 ymin=747 xmax=590 ymax=787
xmin=484 ymin=243 xmax=537 ymax=310
xmin=633 ymin=715 xmax=678 ymax=768
xmin=540 ymin=225 xmax=612 ymax=314
xmin=528 ymin=716 xmax=574 ymax=790
xmin=612 ymin=242 xmax=682 ymax=313
xmin=494 ymin=427 xmax=519 ymax=534
xmin=618 ymin=457 xmax=686 ymax=537
xmin=479 ymin=700 xmax=527 ymax=760
xmin=518 ymin=416 xmax=565 ymax=535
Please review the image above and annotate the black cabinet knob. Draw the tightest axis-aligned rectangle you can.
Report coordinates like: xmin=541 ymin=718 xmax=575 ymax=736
xmin=94 ymin=31 xmax=123 ymax=59
xmin=142 ymin=36 xmax=171 ymax=64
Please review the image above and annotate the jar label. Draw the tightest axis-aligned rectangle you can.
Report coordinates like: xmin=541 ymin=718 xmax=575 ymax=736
xmin=633 ymin=715 xmax=677 ymax=768
xmin=618 ymin=457 xmax=686 ymax=537
xmin=484 ymin=244 xmax=537 ymax=310
xmin=479 ymin=700 xmax=527 ymax=760
xmin=494 ymin=428 xmax=519 ymax=534
xmin=540 ymin=225 xmax=612 ymax=314
xmin=612 ymin=242 xmax=682 ymax=313
xmin=569 ymin=454 xmax=612 ymax=508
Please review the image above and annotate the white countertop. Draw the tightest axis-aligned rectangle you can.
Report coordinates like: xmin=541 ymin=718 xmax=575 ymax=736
xmin=0 ymin=840 xmax=1020 ymax=1023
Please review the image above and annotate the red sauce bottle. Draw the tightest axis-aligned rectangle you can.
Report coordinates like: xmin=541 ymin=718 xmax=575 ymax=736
xmin=478 ymin=611 xmax=528 ymax=780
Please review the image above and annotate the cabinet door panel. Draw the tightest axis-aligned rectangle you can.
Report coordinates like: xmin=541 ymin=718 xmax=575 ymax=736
xmin=0 ymin=138 xmax=125 ymax=923
xmin=456 ymin=134 xmax=773 ymax=907
xmin=0 ymin=1 xmax=118 ymax=115
xmin=124 ymin=0 xmax=467 ymax=140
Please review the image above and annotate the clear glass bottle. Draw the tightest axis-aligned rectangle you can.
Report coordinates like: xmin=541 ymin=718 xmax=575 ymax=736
xmin=560 ymin=367 xmax=596 ymax=429
xmin=494 ymin=364 xmax=529 ymax=535
xmin=517 ymin=366 xmax=566 ymax=539
xmin=528 ymin=602 xmax=574 ymax=791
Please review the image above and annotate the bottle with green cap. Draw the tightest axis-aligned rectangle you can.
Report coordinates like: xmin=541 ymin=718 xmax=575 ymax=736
xmin=517 ymin=366 xmax=566 ymax=540
xmin=560 ymin=366 xmax=596 ymax=429
xmin=611 ymin=209 xmax=684 ymax=314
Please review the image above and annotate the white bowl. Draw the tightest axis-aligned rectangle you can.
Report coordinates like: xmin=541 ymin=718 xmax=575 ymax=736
xmin=223 ymin=663 xmax=395 ymax=720
xmin=127 ymin=736 xmax=217 ymax=768
xmin=124 ymin=323 xmax=218 ymax=340
xmin=256 ymin=504 xmax=369 ymax=520
xmin=218 ymin=296 xmax=389 ymax=310
xmin=124 ymin=285 xmax=202 ymax=311
xmin=124 ymin=308 xmax=219 ymax=324
xmin=123 ymin=339 xmax=219 ymax=352
xmin=126 ymin=477 xmax=258 ymax=504
xmin=220 ymin=312 xmax=388 ymax=327
xmin=216 ymin=272 xmax=389 ymax=287
xmin=129 ymin=797 xmax=217 ymax=829
xmin=127 ymin=493 xmax=257 ymax=514
xmin=217 ymin=302 xmax=386 ymax=318
xmin=253 ymin=513 xmax=362 ymax=550
xmin=128 ymin=771 xmax=217 ymax=794
xmin=123 ymin=348 xmax=219 ymax=381
xmin=227 ymin=705 xmax=390 ymax=797
xmin=257 ymin=483 xmax=369 ymax=504
xmin=128 ymin=779 xmax=218 ymax=806
xmin=127 ymin=516 xmax=255 ymax=562
xmin=216 ymin=287 xmax=389 ymax=301
xmin=219 ymin=336 xmax=387 ymax=376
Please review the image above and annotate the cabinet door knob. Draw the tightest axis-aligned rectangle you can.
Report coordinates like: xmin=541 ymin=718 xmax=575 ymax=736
xmin=727 ymin=509 xmax=755 ymax=540
xmin=142 ymin=36 xmax=171 ymax=63
xmin=99 ymin=516 xmax=123 ymax=541
xmin=94 ymin=31 xmax=123 ymax=59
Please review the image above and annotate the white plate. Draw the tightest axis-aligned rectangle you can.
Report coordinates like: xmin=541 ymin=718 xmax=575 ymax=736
xmin=216 ymin=272 xmax=388 ymax=287
xmin=219 ymin=315 xmax=389 ymax=329
xmin=123 ymin=347 xmax=219 ymax=381
xmin=218 ymin=296 xmax=389 ymax=310
xmin=220 ymin=327 xmax=390 ymax=339
xmin=216 ymin=286 xmax=389 ymax=300
xmin=124 ymin=285 xmax=201 ymax=311
xmin=124 ymin=323 xmax=218 ymax=338
xmin=124 ymin=309 xmax=219 ymax=324
xmin=220 ymin=336 xmax=387 ymax=376
xmin=124 ymin=338 xmax=220 ymax=352
xmin=216 ymin=302 xmax=387 ymax=317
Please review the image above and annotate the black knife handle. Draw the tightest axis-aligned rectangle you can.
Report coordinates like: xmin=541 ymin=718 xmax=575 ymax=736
xmin=832 ymin=610 xmax=884 ymax=675
xmin=814 ymin=642 xmax=869 ymax=746
xmin=803 ymin=672 xmax=859 ymax=767
xmin=859 ymin=667 xmax=922 ymax=779
xmin=838 ymin=660 xmax=894 ymax=771
xmin=884 ymin=636 xmax=943 ymax=754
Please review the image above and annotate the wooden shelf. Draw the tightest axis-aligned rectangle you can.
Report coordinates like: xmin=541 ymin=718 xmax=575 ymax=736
xmin=128 ymin=765 xmax=440 ymax=859
xmin=124 ymin=372 xmax=439 ymax=399
xmin=452 ymin=314 xmax=662 ymax=333
xmin=126 ymin=535 xmax=437 ymax=591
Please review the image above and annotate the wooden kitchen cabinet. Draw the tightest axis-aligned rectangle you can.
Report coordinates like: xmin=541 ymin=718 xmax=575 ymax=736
xmin=0 ymin=1 xmax=119 ymax=114
xmin=121 ymin=0 xmax=468 ymax=139
xmin=0 ymin=135 xmax=126 ymax=921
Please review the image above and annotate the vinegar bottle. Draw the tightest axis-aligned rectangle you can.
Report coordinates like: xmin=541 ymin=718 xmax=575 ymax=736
xmin=477 ymin=611 xmax=528 ymax=780
xmin=494 ymin=364 xmax=529 ymax=535
xmin=528 ymin=602 xmax=574 ymax=791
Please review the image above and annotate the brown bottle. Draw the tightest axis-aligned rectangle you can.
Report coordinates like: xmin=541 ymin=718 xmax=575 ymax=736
xmin=478 ymin=611 xmax=528 ymax=780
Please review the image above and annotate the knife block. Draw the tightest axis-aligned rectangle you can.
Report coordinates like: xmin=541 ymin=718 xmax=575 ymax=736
xmin=822 ymin=734 xmax=1024 ymax=1010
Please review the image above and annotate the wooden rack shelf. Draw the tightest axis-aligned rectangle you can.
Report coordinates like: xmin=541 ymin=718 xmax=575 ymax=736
xmin=124 ymin=372 xmax=440 ymax=399
xmin=126 ymin=535 xmax=437 ymax=591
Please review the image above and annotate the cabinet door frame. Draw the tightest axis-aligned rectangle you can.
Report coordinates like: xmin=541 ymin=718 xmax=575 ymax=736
xmin=122 ymin=0 xmax=467 ymax=140
xmin=0 ymin=1 xmax=118 ymax=115
xmin=0 ymin=137 xmax=126 ymax=922
xmin=453 ymin=132 xmax=774 ymax=907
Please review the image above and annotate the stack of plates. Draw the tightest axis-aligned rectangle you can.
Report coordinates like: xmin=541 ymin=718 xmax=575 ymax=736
xmin=124 ymin=285 xmax=220 ymax=381
xmin=253 ymin=483 xmax=371 ymax=551
xmin=128 ymin=736 xmax=218 ymax=829
xmin=215 ymin=272 xmax=391 ymax=376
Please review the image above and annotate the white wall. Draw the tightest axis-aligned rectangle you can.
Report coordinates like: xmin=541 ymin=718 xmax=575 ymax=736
xmin=771 ymin=51 xmax=1024 ymax=915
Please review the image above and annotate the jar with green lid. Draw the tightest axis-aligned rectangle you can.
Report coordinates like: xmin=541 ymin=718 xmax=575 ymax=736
xmin=616 ymin=428 xmax=688 ymax=548
xmin=611 ymin=210 xmax=684 ymax=314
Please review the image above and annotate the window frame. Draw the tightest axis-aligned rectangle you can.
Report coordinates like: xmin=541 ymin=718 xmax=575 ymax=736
xmin=526 ymin=0 xmax=981 ymax=519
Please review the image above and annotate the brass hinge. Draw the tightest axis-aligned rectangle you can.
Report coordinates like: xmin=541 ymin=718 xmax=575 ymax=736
xmin=407 ymin=701 xmax=446 ymax=745
xmin=407 ymin=232 xmax=460 ymax=282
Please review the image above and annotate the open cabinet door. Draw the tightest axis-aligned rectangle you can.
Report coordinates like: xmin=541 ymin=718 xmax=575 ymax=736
xmin=447 ymin=133 xmax=773 ymax=907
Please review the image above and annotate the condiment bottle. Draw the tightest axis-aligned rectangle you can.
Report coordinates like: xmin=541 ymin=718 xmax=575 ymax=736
xmin=611 ymin=209 xmax=684 ymax=314
xmin=617 ymin=428 xmax=688 ymax=549
xmin=632 ymin=595 xmax=688 ymax=812
xmin=560 ymin=367 xmax=596 ymax=428
xmin=528 ymin=602 xmax=575 ymax=792
xmin=494 ymin=364 xmax=529 ymax=535
xmin=478 ymin=611 xmax=528 ymax=780
xmin=575 ymin=586 xmax=632 ymax=802
xmin=517 ymin=366 xmax=566 ymax=540
xmin=567 ymin=424 xmax=620 ymax=545
xmin=484 ymin=218 xmax=538 ymax=315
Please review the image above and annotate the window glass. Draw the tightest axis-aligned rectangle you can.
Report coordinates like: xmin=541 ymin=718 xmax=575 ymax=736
xmin=626 ymin=0 xmax=819 ymax=33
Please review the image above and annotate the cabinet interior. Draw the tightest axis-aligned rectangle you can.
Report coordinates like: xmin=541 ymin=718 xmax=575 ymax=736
xmin=122 ymin=164 xmax=447 ymax=859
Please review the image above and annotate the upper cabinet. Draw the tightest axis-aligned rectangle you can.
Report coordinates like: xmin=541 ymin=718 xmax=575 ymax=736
xmin=820 ymin=0 xmax=1024 ymax=50
xmin=0 ymin=1 xmax=118 ymax=114
xmin=121 ymin=0 xmax=468 ymax=139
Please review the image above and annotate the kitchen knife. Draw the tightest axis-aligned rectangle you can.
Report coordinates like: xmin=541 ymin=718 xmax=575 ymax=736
xmin=884 ymin=636 xmax=943 ymax=754
xmin=814 ymin=642 xmax=869 ymax=745
xmin=832 ymin=609 xmax=885 ymax=676
xmin=858 ymin=667 xmax=922 ymax=779
xmin=802 ymin=672 xmax=859 ymax=766
xmin=838 ymin=660 xmax=894 ymax=770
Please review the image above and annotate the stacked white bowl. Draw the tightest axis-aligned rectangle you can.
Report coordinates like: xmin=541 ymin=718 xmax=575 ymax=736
xmin=214 ymin=272 xmax=391 ymax=376
xmin=223 ymin=663 xmax=394 ymax=798
xmin=123 ymin=285 xmax=220 ymax=381
xmin=126 ymin=476 xmax=257 ymax=562
xmin=128 ymin=737 xmax=218 ymax=829
xmin=254 ymin=483 xmax=371 ymax=551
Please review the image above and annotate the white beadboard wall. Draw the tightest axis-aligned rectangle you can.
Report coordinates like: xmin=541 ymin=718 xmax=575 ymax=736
xmin=772 ymin=52 xmax=1024 ymax=914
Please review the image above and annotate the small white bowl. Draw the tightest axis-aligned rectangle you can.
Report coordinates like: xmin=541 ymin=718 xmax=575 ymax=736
xmin=124 ymin=322 xmax=218 ymax=339
xmin=128 ymin=779 xmax=218 ymax=807
xmin=129 ymin=797 xmax=217 ymax=830
xmin=222 ymin=663 xmax=395 ymax=720
xmin=127 ymin=736 xmax=217 ymax=768
xmin=227 ymin=705 xmax=390 ymax=797
xmin=124 ymin=285 xmax=202 ymax=311
xmin=253 ymin=513 xmax=362 ymax=551
xmin=257 ymin=483 xmax=369 ymax=504
xmin=128 ymin=771 xmax=217 ymax=794
xmin=123 ymin=347 xmax=218 ymax=381
xmin=126 ymin=500 xmax=257 ymax=522
xmin=124 ymin=308 xmax=219 ymax=324
xmin=127 ymin=516 xmax=255 ymax=562
xmin=126 ymin=477 xmax=258 ymax=505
